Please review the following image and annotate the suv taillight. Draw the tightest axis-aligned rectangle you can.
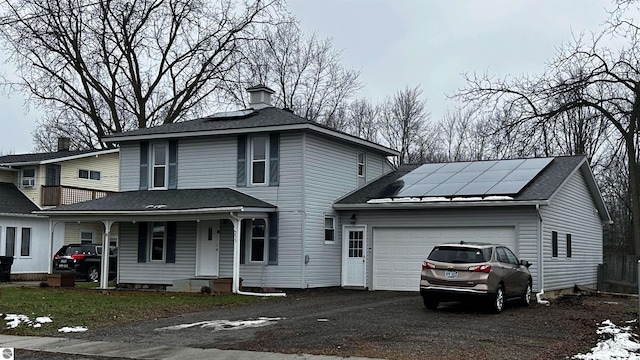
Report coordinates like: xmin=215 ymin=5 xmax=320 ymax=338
xmin=468 ymin=264 xmax=491 ymax=273
xmin=71 ymin=253 xmax=85 ymax=261
xmin=53 ymin=254 xmax=60 ymax=260
xmin=422 ymin=261 xmax=436 ymax=270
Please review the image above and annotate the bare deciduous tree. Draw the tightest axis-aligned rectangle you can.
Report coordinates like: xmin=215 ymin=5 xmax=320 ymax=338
xmin=222 ymin=19 xmax=361 ymax=128
xmin=0 ymin=0 xmax=283 ymax=150
xmin=380 ymin=85 xmax=430 ymax=165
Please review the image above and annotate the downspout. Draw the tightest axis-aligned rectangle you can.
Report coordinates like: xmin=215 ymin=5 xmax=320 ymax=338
xmin=535 ymin=204 xmax=550 ymax=306
xmin=230 ymin=213 xmax=286 ymax=297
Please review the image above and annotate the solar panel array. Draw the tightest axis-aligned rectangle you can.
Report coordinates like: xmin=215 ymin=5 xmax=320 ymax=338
xmin=396 ymin=158 xmax=554 ymax=197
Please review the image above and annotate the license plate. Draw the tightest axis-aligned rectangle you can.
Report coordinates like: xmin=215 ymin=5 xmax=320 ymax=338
xmin=445 ymin=270 xmax=458 ymax=279
xmin=60 ymin=259 xmax=67 ymax=264
xmin=58 ymin=264 xmax=68 ymax=269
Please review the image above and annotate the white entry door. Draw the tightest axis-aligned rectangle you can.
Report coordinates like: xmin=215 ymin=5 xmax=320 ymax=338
xmin=342 ymin=226 xmax=367 ymax=287
xmin=196 ymin=220 xmax=220 ymax=277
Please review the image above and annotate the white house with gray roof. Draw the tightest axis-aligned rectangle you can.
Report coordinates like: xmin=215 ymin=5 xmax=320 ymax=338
xmin=38 ymin=86 xmax=610 ymax=297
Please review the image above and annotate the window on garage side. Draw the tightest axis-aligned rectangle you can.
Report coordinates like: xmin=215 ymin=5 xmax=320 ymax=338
xmin=552 ymin=231 xmax=558 ymax=258
xmin=566 ymin=233 xmax=572 ymax=258
xmin=324 ymin=216 xmax=335 ymax=242
xmin=80 ymin=230 xmax=95 ymax=244
xmin=20 ymin=228 xmax=31 ymax=257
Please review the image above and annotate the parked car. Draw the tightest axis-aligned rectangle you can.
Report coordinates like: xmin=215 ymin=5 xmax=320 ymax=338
xmin=419 ymin=242 xmax=532 ymax=313
xmin=53 ymin=244 xmax=117 ymax=282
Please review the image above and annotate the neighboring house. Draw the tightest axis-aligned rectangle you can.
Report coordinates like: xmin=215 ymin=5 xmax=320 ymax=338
xmin=0 ymin=143 xmax=119 ymax=280
xmin=333 ymin=156 xmax=611 ymax=295
xmin=39 ymin=85 xmax=398 ymax=290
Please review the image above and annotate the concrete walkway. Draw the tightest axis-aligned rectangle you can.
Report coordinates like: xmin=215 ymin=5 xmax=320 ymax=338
xmin=0 ymin=335 xmax=381 ymax=360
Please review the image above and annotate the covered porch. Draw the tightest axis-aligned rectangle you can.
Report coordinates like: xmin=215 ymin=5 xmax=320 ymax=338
xmin=37 ymin=188 xmax=283 ymax=296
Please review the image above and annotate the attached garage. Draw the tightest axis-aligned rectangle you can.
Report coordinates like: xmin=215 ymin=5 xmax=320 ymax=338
xmin=372 ymin=227 xmax=515 ymax=291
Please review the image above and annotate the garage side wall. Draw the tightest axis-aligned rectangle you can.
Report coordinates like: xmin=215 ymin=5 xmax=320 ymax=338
xmin=539 ymin=169 xmax=603 ymax=291
xmin=338 ymin=207 xmax=541 ymax=291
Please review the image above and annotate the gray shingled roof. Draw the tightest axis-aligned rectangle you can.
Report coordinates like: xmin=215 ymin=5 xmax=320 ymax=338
xmin=335 ymin=156 xmax=585 ymax=205
xmin=42 ymin=188 xmax=275 ymax=212
xmin=105 ymin=107 xmax=312 ymax=139
xmin=0 ymin=182 xmax=40 ymax=214
xmin=0 ymin=150 xmax=100 ymax=164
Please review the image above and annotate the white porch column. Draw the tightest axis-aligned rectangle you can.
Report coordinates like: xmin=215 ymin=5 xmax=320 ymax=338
xmin=231 ymin=217 xmax=241 ymax=294
xmin=48 ymin=221 xmax=63 ymax=274
xmin=100 ymin=220 xmax=114 ymax=289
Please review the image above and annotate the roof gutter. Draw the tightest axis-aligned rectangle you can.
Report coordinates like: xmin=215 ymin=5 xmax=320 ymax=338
xmin=35 ymin=206 xmax=276 ymax=217
xmin=105 ymin=123 xmax=399 ymax=156
xmin=0 ymin=149 xmax=119 ymax=166
xmin=333 ymin=200 xmax=549 ymax=210
xmin=0 ymin=212 xmax=48 ymax=218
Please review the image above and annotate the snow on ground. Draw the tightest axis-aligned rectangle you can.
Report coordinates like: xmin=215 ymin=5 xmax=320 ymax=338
xmin=2 ymin=313 xmax=86 ymax=333
xmin=155 ymin=317 xmax=283 ymax=332
xmin=573 ymin=320 xmax=640 ymax=359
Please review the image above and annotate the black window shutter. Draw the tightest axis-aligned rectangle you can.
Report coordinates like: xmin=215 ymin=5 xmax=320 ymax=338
xmin=268 ymin=212 xmax=278 ymax=265
xmin=137 ymin=222 xmax=147 ymax=263
xmin=269 ymin=133 xmax=279 ymax=186
xmin=237 ymin=135 xmax=247 ymax=187
xmin=240 ymin=219 xmax=246 ymax=264
xmin=139 ymin=141 xmax=149 ymax=190
xmin=168 ymin=140 xmax=178 ymax=190
xmin=166 ymin=222 xmax=177 ymax=263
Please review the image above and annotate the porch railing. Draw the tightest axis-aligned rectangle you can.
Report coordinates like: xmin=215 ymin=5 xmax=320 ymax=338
xmin=41 ymin=185 xmax=114 ymax=207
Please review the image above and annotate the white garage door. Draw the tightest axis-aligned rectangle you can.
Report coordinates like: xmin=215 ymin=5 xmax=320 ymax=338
xmin=373 ymin=227 xmax=515 ymax=291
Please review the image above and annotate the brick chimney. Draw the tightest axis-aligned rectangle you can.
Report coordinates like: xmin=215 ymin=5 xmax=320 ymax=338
xmin=246 ymin=84 xmax=275 ymax=110
xmin=57 ymin=137 xmax=71 ymax=152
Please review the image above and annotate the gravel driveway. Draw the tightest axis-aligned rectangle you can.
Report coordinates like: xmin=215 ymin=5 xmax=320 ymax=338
xmin=61 ymin=288 xmax=638 ymax=360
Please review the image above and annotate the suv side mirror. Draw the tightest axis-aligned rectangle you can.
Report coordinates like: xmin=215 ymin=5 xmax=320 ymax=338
xmin=520 ymin=259 xmax=531 ymax=268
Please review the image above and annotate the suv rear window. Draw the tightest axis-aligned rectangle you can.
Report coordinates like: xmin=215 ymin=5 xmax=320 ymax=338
xmin=428 ymin=246 xmax=492 ymax=263
xmin=63 ymin=246 xmax=96 ymax=256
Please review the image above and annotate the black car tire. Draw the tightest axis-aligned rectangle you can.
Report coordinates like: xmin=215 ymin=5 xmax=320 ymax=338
xmin=87 ymin=267 xmax=99 ymax=282
xmin=520 ymin=281 xmax=532 ymax=306
xmin=423 ymin=296 xmax=439 ymax=310
xmin=489 ymin=284 xmax=505 ymax=313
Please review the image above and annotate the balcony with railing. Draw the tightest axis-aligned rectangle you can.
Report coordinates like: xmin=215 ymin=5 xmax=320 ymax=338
xmin=41 ymin=185 xmax=114 ymax=207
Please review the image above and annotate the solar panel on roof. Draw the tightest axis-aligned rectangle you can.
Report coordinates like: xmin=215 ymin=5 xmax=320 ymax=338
xmin=390 ymin=157 xmax=554 ymax=198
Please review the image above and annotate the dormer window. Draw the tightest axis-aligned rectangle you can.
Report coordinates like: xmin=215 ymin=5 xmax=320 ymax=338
xmin=21 ymin=168 xmax=36 ymax=188
xmin=251 ymin=136 xmax=268 ymax=185
xmin=152 ymin=144 xmax=168 ymax=189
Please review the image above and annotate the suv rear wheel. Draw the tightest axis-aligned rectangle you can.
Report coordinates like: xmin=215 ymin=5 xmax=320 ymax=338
xmin=87 ymin=267 xmax=99 ymax=282
xmin=489 ymin=284 xmax=505 ymax=313
xmin=423 ymin=296 xmax=439 ymax=310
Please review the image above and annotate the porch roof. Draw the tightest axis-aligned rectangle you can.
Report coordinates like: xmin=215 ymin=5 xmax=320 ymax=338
xmin=36 ymin=188 xmax=275 ymax=216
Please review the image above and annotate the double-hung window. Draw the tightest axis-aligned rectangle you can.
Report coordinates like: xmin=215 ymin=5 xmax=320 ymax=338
xmin=80 ymin=230 xmax=95 ymax=244
xmin=357 ymin=152 xmax=366 ymax=178
xmin=152 ymin=144 xmax=168 ymax=189
xmin=324 ymin=216 xmax=335 ymax=242
xmin=21 ymin=168 xmax=36 ymax=188
xmin=251 ymin=137 xmax=268 ymax=185
xmin=250 ymin=219 xmax=266 ymax=262
xmin=5 ymin=227 xmax=15 ymax=257
xmin=79 ymin=169 xmax=101 ymax=180
xmin=150 ymin=222 xmax=166 ymax=261
xmin=20 ymin=228 xmax=31 ymax=257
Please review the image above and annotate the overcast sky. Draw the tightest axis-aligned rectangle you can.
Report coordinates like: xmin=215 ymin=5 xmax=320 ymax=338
xmin=0 ymin=0 xmax=613 ymax=154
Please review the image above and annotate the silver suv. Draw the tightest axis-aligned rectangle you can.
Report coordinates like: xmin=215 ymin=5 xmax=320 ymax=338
xmin=420 ymin=242 xmax=532 ymax=313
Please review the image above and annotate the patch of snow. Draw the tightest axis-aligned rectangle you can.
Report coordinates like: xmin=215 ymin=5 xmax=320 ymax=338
xmin=367 ymin=198 xmax=393 ymax=204
xmin=36 ymin=317 xmax=52 ymax=323
xmin=451 ymin=197 xmax=483 ymax=202
xmin=4 ymin=314 xmax=54 ymax=329
xmin=573 ymin=320 xmax=640 ymax=359
xmin=420 ymin=197 xmax=450 ymax=202
xmin=58 ymin=326 xmax=88 ymax=333
xmin=155 ymin=317 xmax=283 ymax=332
xmin=317 ymin=318 xmax=329 ymax=322
xmin=483 ymin=196 xmax=514 ymax=201
xmin=392 ymin=197 xmax=421 ymax=202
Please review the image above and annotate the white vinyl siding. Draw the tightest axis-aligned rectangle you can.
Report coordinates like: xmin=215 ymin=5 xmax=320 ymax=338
xmin=118 ymin=221 xmax=196 ymax=285
xmin=0 ymin=216 xmax=62 ymax=274
xmin=339 ymin=207 xmax=540 ymax=292
xmin=303 ymin=133 xmax=392 ymax=288
xmin=539 ymin=169 xmax=603 ymax=291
